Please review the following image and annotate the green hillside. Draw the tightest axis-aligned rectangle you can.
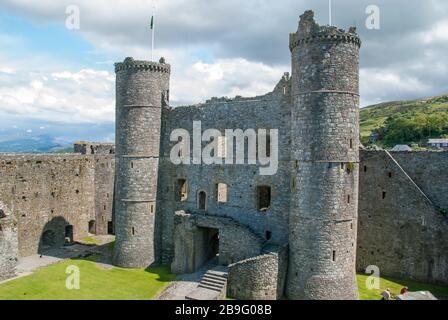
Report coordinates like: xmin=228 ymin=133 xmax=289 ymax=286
xmin=360 ymin=94 xmax=448 ymax=147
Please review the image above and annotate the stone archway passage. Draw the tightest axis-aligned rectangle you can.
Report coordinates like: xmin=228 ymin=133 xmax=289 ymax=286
xmin=42 ymin=230 xmax=56 ymax=248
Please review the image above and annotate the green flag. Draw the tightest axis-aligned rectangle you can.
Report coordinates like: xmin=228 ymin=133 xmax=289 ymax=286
xmin=150 ymin=16 xmax=154 ymax=30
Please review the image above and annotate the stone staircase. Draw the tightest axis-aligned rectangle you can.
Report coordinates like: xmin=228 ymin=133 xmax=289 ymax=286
xmin=185 ymin=266 xmax=228 ymax=300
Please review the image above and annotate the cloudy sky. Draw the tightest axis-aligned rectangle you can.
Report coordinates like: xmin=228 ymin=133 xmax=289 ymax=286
xmin=0 ymin=0 xmax=447 ymax=142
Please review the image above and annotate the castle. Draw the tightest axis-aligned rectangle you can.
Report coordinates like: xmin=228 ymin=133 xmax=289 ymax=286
xmin=0 ymin=11 xmax=447 ymax=299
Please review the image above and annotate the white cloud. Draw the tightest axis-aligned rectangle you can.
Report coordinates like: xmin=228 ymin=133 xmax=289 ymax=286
xmin=420 ymin=20 xmax=448 ymax=44
xmin=360 ymin=68 xmax=432 ymax=107
xmin=0 ymin=67 xmax=115 ymax=123
xmin=1 ymin=0 xmax=448 ymax=121
xmin=171 ymin=58 xmax=286 ymax=105
xmin=0 ymin=66 xmax=16 ymax=74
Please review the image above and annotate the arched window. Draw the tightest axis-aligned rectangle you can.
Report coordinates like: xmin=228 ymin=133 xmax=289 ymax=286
xmin=198 ymin=191 xmax=207 ymax=211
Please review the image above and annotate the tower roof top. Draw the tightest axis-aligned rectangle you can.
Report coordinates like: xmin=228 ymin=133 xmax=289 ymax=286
xmin=290 ymin=10 xmax=361 ymax=51
xmin=115 ymin=57 xmax=171 ymax=73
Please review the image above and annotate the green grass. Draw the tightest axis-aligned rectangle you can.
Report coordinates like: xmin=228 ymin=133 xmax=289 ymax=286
xmin=0 ymin=257 xmax=176 ymax=300
xmin=357 ymin=274 xmax=448 ymax=300
xmin=2 ymin=259 xmax=447 ymax=300
xmin=80 ymin=236 xmax=100 ymax=245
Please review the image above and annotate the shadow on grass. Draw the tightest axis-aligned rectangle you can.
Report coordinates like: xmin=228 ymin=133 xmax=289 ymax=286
xmin=145 ymin=264 xmax=177 ymax=283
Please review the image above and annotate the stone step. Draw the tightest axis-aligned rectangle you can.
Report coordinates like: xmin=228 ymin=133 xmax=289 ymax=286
xmin=206 ymin=270 xmax=228 ymax=279
xmin=203 ymin=274 xmax=227 ymax=284
xmin=201 ymin=279 xmax=224 ymax=290
xmin=198 ymin=283 xmax=222 ymax=292
xmin=202 ymin=277 xmax=225 ymax=286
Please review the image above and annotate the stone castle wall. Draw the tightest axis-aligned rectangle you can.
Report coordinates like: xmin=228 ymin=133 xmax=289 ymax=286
xmin=0 ymin=202 xmax=18 ymax=281
xmin=93 ymin=154 xmax=115 ymax=235
xmin=0 ymin=146 xmax=114 ymax=259
xmin=227 ymin=245 xmax=288 ymax=300
xmin=171 ymin=211 xmax=265 ymax=274
xmin=357 ymin=150 xmax=448 ymax=284
xmin=156 ymin=74 xmax=292 ymax=265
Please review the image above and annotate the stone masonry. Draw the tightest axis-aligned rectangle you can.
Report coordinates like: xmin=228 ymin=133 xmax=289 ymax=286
xmin=0 ymin=10 xmax=446 ymax=299
xmin=0 ymin=145 xmax=114 ymax=258
xmin=113 ymin=57 xmax=171 ymax=268
xmin=0 ymin=202 xmax=18 ymax=281
xmin=287 ymin=10 xmax=360 ymax=299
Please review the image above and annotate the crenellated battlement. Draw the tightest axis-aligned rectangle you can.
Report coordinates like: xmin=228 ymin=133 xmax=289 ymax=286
xmin=289 ymin=10 xmax=361 ymax=51
xmin=115 ymin=57 xmax=171 ymax=73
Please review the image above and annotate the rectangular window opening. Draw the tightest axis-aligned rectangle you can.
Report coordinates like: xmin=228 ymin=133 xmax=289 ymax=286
xmin=257 ymin=186 xmax=271 ymax=212
xmin=216 ymin=183 xmax=228 ymax=203
xmin=177 ymin=179 xmax=188 ymax=201
xmin=332 ymin=250 xmax=336 ymax=262
xmin=265 ymin=231 xmax=272 ymax=240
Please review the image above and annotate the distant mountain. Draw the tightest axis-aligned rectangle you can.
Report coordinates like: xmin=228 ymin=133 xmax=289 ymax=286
xmin=0 ymin=133 xmax=73 ymax=154
xmin=360 ymin=94 xmax=448 ymax=147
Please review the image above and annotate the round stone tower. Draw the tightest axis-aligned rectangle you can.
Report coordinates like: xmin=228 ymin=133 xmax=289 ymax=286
xmin=287 ymin=11 xmax=361 ymax=299
xmin=113 ymin=57 xmax=170 ymax=268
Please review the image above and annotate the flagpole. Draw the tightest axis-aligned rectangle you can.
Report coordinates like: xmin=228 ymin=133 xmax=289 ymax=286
xmin=151 ymin=5 xmax=155 ymax=61
xmin=329 ymin=0 xmax=332 ymax=26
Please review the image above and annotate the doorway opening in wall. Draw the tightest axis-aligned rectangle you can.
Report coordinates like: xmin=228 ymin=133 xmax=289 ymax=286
xmin=200 ymin=227 xmax=219 ymax=265
xmin=107 ymin=221 xmax=115 ymax=235
xmin=42 ymin=230 xmax=56 ymax=248
xmin=65 ymin=225 xmax=74 ymax=244
xmin=88 ymin=220 xmax=96 ymax=234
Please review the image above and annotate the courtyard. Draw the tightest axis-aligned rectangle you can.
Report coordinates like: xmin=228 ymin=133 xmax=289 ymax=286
xmin=1 ymin=248 xmax=447 ymax=300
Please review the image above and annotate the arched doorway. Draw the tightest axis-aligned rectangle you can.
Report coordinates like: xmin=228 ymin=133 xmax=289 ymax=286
xmin=198 ymin=191 xmax=207 ymax=211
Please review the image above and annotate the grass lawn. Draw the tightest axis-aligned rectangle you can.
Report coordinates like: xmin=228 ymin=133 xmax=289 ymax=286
xmin=357 ymin=274 xmax=448 ymax=300
xmin=80 ymin=236 xmax=101 ymax=245
xmin=0 ymin=257 xmax=176 ymax=300
xmin=2 ymin=259 xmax=447 ymax=300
